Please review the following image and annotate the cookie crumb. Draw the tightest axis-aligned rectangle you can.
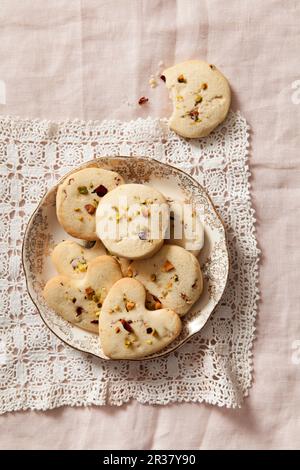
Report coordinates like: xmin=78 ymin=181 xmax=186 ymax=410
xmin=138 ymin=96 xmax=149 ymax=105
xmin=149 ymin=76 xmax=157 ymax=88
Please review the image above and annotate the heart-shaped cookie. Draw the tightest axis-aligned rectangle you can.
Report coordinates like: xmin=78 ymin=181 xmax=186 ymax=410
xmin=129 ymin=244 xmax=203 ymax=316
xmin=43 ymin=256 xmax=122 ymax=333
xmin=99 ymin=278 xmax=182 ymax=359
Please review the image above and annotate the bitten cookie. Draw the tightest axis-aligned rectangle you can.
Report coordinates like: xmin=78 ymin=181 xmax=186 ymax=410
xmin=165 ymin=199 xmax=204 ymax=256
xmin=96 ymin=184 xmax=169 ymax=260
xmin=162 ymin=60 xmax=231 ymax=138
xmin=129 ymin=245 xmax=203 ymax=316
xmin=51 ymin=240 xmax=106 ymax=279
xmin=56 ymin=167 xmax=124 ymax=241
xmin=99 ymin=278 xmax=182 ymax=359
xmin=43 ymin=256 xmax=122 ymax=333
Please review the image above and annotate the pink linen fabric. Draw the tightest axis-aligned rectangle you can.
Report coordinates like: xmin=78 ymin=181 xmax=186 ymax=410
xmin=0 ymin=0 xmax=300 ymax=450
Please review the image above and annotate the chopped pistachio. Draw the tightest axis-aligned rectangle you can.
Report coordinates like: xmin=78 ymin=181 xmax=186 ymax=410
xmin=92 ymin=294 xmax=100 ymax=303
xmin=74 ymin=208 xmax=81 ymax=212
xmin=75 ymin=261 xmax=87 ymax=273
xmin=146 ymin=340 xmax=153 ymax=345
xmin=124 ymin=338 xmax=132 ymax=347
xmin=150 ymin=273 xmax=156 ymax=282
xmin=195 ymin=95 xmax=203 ymax=105
xmin=78 ymin=186 xmax=88 ymax=195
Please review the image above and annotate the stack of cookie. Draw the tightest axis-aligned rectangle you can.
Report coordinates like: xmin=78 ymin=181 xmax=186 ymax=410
xmin=44 ymin=167 xmax=204 ymax=359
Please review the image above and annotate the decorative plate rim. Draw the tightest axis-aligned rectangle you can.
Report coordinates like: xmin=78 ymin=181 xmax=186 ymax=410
xmin=22 ymin=155 xmax=229 ymax=361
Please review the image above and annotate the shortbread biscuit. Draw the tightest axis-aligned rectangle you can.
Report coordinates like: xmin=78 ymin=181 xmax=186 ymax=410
xmin=43 ymin=256 xmax=122 ymax=333
xmin=99 ymin=278 xmax=182 ymax=359
xmin=96 ymin=184 xmax=169 ymax=260
xmin=129 ymin=245 xmax=203 ymax=316
xmin=162 ymin=60 xmax=230 ymax=138
xmin=56 ymin=167 xmax=124 ymax=241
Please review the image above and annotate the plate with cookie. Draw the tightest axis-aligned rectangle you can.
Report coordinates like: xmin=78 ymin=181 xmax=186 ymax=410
xmin=23 ymin=156 xmax=229 ymax=360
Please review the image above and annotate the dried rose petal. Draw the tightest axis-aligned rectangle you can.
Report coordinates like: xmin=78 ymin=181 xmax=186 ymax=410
xmin=120 ymin=319 xmax=133 ymax=332
xmin=160 ymin=75 xmax=166 ymax=82
xmin=138 ymin=96 xmax=149 ymax=105
xmin=76 ymin=306 xmax=83 ymax=316
xmin=90 ymin=319 xmax=99 ymax=324
xmin=138 ymin=231 xmax=147 ymax=240
xmin=189 ymin=108 xmax=200 ymax=122
xmin=92 ymin=184 xmax=108 ymax=197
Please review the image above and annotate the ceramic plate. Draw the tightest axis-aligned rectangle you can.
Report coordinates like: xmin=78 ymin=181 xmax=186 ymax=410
xmin=22 ymin=156 xmax=229 ymax=360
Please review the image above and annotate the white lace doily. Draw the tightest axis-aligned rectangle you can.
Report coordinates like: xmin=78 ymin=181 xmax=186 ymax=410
xmin=0 ymin=112 xmax=259 ymax=412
